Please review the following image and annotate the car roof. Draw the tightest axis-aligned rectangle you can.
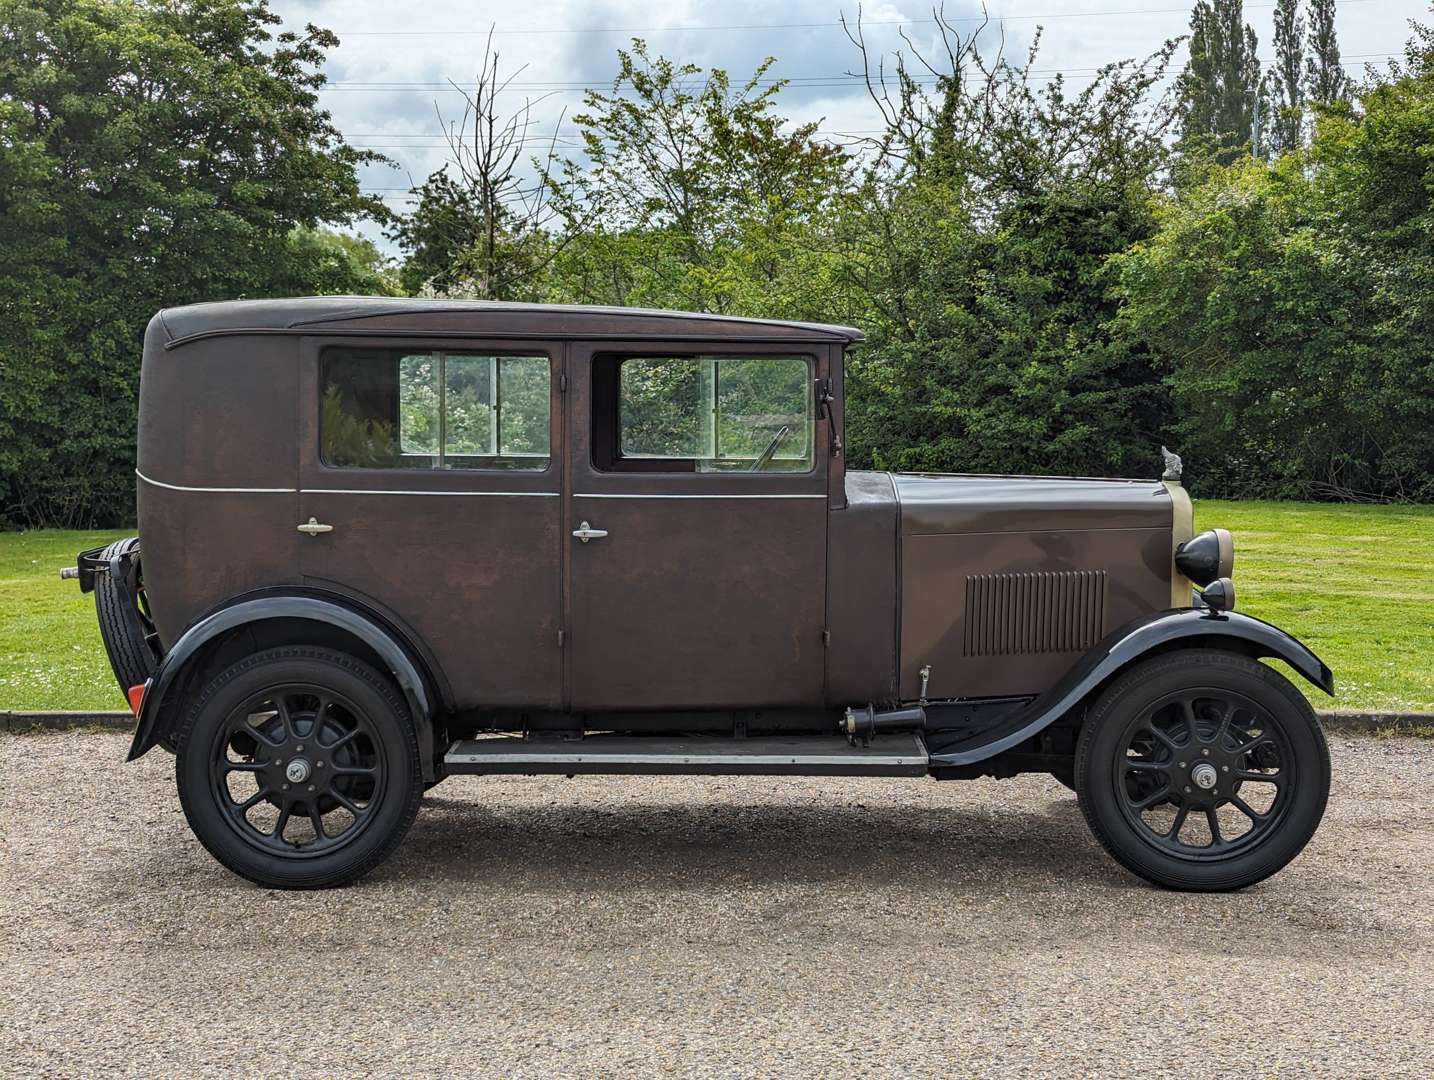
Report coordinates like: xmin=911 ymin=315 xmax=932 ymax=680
xmin=155 ymin=297 xmax=864 ymax=348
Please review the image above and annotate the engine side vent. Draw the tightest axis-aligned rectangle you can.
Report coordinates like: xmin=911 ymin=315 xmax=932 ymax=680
xmin=963 ymin=570 xmax=1107 ymax=657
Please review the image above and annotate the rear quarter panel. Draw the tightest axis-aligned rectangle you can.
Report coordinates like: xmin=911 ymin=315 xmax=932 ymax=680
xmin=137 ymin=321 xmax=301 ymax=646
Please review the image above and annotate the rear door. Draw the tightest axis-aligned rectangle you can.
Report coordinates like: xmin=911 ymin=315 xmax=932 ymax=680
xmin=297 ymin=336 xmax=564 ymax=709
xmin=565 ymin=341 xmax=830 ymax=711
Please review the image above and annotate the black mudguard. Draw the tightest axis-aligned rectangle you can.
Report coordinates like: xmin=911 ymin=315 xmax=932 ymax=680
xmin=127 ymin=594 xmax=437 ymax=768
xmin=929 ymin=608 xmax=1333 ymax=767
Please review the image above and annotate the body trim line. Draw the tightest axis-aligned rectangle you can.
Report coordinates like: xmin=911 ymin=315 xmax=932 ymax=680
xmin=136 ymin=469 xmax=294 ymax=494
xmin=302 ymin=488 xmax=559 ymax=497
xmin=137 ymin=470 xmax=559 ymax=498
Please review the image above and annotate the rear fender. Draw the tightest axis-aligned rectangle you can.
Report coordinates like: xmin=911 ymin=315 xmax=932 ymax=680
xmin=929 ymin=609 xmax=1333 ymax=767
xmin=127 ymin=594 xmax=439 ymax=777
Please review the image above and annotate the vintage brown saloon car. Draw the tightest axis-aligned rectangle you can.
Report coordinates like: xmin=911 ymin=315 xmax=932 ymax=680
xmin=68 ymin=298 xmax=1334 ymax=892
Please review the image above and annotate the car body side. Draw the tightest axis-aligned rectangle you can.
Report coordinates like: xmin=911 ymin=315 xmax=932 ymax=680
xmin=129 ymin=299 xmax=1327 ymax=767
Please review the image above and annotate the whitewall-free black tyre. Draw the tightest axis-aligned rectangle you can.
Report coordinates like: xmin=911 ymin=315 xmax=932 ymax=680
xmin=1075 ymin=649 xmax=1329 ymax=891
xmin=175 ymin=647 xmax=422 ymax=889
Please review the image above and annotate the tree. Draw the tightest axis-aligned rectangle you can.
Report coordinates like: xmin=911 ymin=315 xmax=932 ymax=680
xmin=387 ymin=31 xmax=566 ymax=299
xmin=0 ymin=0 xmax=386 ymax=527
xmin=1176 ymin=0 xmax=1267 ymax=163
xmin=1116 ymin=32 xmax=1434 ymax=501
xmin=281 ymin=228 xmax=401 ymax=297
xmin=837 ymin=11 xmax=1179 ymax=478
xmin=545 ymin=40 xmax=849 ymax=314
xmin=1305 ymin=0 xmax=1347 ymax=105
xmin=1268 ymin=0 xmax=1306 ymax=153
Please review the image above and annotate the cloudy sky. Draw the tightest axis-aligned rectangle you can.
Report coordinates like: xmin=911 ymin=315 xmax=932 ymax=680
xmin=271 ymin=0 xmax=1430 ymax=251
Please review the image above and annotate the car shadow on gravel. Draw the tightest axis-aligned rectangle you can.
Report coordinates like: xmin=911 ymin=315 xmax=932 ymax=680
xmin=388 ymin=789 xmax=1123 ymax=892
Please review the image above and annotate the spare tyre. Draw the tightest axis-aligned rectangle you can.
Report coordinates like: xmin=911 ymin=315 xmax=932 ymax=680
xmin=94 ymin=536 xmax=160 ymax=695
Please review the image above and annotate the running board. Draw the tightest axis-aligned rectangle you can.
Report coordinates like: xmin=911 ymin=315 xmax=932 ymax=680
xmin=444 ymin=733 xmax=929 ymax=777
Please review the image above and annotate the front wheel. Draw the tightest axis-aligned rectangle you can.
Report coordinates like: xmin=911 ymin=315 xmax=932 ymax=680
xmin=175 ymin=647 xmax=422 ymax=889
xmin=1075 ymin=649 xmax=1329 ymax=892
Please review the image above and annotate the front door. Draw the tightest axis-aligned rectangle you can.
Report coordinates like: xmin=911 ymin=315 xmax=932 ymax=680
xmin=565 ymin=342 xmax=830 ymax=711
xmin=297 ymin=336 xmax=564 ymax=710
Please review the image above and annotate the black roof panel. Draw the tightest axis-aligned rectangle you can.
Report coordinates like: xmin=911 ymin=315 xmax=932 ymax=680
xmin=156 ymin=297 xmax=864 ymax=346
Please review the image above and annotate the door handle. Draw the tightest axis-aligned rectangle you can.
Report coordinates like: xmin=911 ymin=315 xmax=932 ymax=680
xmin=572 ymin=521 xmax=608 ymax=543
xmin=297 ymin=517 xmax=334 ymax=536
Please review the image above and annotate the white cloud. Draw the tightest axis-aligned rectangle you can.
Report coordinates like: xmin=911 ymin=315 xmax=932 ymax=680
xmin=272 ymin=0 xmax=1427 ymax=253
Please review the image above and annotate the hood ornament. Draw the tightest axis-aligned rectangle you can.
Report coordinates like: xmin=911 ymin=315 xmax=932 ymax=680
xmin=1160 ymin=446 xmax=1183 ymax=482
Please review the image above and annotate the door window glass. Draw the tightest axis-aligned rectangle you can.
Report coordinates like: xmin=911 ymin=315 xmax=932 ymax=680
xmin=615 ymin=355 xmax=813 ymax=472
xmin=321 ymin=347 xmax=550 ymax=470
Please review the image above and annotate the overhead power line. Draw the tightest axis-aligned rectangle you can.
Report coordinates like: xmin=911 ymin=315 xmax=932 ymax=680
xmin=318 ymin=53 xmax=1393 ymax=95
xmin=330 ymin=0 xmax=1373 ymax=36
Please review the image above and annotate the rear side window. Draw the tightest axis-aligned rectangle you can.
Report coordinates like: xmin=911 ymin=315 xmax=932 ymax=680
xmin=320 ymin=347 xmax=550 ymax=470
xmin=600 ymin=354 xmax=813 ymax=473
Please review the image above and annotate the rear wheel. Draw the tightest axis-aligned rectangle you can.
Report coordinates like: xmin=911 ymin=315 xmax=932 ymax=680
xmin=175 ymin=647 xmax=422 ymax=889
xmin=1075 ymin=649 xmax=1329 ymax=891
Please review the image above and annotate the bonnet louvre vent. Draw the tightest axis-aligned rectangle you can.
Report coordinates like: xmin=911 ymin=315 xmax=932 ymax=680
xmin=963 ymin=570 xmax=1106 ymax=657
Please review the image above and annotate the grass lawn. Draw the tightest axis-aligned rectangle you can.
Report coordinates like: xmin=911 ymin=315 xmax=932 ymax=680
xmin=1195 ymin=500 xmax=1433 ymax=713
xmin=0 ymin=529 xmax=133 ymax=710
xmin=1 ymin=502 xmax=1430 ymax=713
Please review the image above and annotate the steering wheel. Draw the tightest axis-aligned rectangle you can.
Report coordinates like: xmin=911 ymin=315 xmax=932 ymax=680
xmin=749 ymin=425 xmax=792 ymax=472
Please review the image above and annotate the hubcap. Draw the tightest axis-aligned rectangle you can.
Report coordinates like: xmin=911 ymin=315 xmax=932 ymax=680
xmin=1115 ymin=688 xmax=1294 ymax=859
xmin=209 ymin=685 xmax=386 ymax=857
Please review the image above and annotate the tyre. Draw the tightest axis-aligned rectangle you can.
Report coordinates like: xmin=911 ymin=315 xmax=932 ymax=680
xmin=94 ymin=537 xmax=158 ymax=693
xmin=175 ymin=647 xmax=422 ymax=889
xmin=1075 ymin=649 xmax=1329 ymax=892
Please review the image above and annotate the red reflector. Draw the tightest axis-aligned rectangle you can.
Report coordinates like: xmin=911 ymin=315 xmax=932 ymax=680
xmin=127 ymin=682 xmax=148 ymax=715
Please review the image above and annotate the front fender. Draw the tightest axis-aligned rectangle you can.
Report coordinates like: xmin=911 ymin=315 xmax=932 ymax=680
xmin=930 ymin=608 xmax=1333 ymax=767
xmin=127 ymin=595 xmax=436 ymax=765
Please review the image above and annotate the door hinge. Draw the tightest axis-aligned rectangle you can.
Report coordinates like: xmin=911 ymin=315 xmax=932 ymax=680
xmin=822 ymin=628 xmax=831 ymax=647
xmin=559 ymin=372 xmax=569 ymax=392
xmin=557 ymin=628 xmax=566 ymax=647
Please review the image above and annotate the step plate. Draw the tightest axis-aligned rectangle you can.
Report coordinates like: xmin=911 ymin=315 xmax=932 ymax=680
xmin=444 ymin=733 xmax=929 ymax=777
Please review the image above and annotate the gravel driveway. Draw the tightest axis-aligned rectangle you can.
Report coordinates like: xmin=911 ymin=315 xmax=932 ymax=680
xmin=2 ymin=730 xmax=1431 ymax=1078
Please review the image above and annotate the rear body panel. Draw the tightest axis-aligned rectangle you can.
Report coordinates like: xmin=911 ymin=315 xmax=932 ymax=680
xmin=136 ymin=320 xmax=301 ymax=647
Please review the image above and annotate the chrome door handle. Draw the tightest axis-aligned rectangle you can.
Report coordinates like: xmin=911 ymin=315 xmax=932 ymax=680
xmin=297 ymin=517 xmax=333 ymax=536
xmin=572 ymin=521 xmax=608 ymax=543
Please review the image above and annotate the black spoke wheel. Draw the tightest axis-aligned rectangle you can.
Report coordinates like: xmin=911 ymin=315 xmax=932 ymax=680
xmin=209 ymin=685 xmax=387 ymax=857
xmin=1113 ymin=688 xmax=1294 ymax=857
xmin=176 ymin=647 xmax=421 ymax=889
xmin=1076 ymin=649 xmax=1329 ymax=891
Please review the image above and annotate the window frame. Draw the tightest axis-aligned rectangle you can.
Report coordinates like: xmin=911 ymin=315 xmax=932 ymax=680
xmin=598 ymin=351 xmax=819 ymax=476
xmin=317 ymin=344 xmax=554 ymax=473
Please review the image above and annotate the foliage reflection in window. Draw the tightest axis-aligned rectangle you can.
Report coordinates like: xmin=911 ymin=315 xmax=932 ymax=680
xmin=321 ymin=348 xmax=550 ymax=470
xmin=619 ymin=355 xmax=812 ymax=471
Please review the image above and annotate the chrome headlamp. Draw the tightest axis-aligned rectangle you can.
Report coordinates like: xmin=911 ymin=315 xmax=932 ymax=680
xmin=1175 ymin=528 xmax=1234 ymax=587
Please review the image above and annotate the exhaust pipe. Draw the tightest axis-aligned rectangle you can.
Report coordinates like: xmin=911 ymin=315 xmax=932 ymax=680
xmin=841 ymin=703 xmax=927 ymax=745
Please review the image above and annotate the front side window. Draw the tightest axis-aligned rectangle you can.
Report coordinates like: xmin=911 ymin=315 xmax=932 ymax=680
xmin=321 ymin=347 xmax=550 ymax=470
xmin=614 ymin=355 xmax=813 ymax=472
